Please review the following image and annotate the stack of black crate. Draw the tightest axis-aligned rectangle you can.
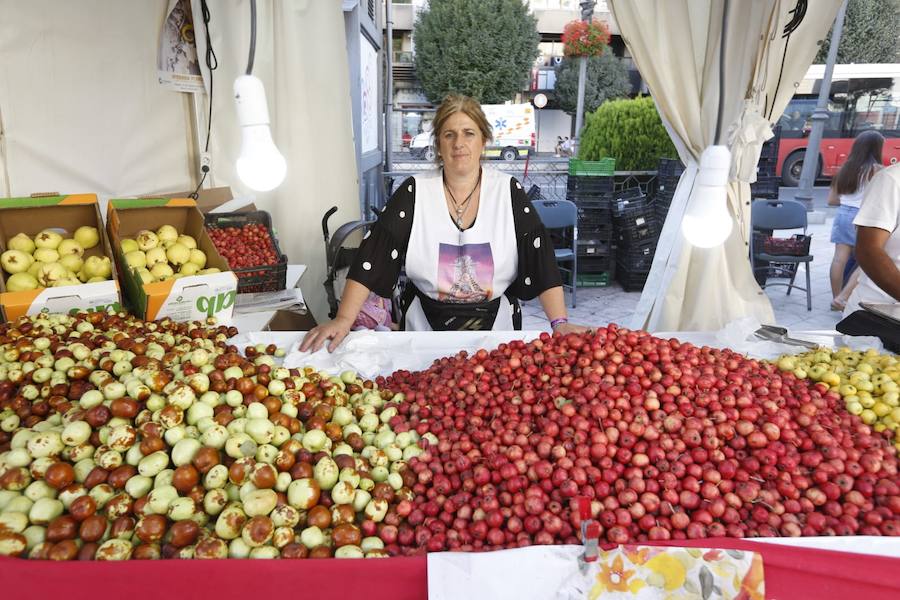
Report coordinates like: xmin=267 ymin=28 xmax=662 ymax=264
xmin=566 ymin=175 xmax=616 ymax=284
xmin=751 ymin=125 xmax=781 ymax=199
xmin=653 ymin=158 xmax=685 ymax=224
xmin=612 ymin=189 xmax=659 ymax=292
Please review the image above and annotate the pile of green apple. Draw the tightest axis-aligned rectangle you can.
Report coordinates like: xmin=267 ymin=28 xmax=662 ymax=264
xmin=121 ymin=226 xmax=220 ymax=285
xmin=1 ymin=227 xmax=112 ymax=292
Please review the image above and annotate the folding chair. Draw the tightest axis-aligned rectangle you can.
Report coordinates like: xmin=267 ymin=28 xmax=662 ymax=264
xmin=532 ymin=199 xmax=578 ymax=308
xmin=750 ymin=199 xmax=814 ymax=311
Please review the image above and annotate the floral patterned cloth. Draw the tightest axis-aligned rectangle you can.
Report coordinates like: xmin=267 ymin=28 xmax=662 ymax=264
xmin=557 ymin=545 xmax=764 ymax=600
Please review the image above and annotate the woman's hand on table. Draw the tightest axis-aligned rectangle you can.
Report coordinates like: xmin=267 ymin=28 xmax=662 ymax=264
xmin=553 ymin=322 xmax=592 ymax=335
xmin=299 ymin=317 xmax=354 ymax=353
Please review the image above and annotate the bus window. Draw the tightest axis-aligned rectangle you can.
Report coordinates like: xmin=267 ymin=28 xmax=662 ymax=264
xmin=850 ymin=87 xmax=900 ymax=137
xmin=778 ymin=97 xmax=845 ymax=138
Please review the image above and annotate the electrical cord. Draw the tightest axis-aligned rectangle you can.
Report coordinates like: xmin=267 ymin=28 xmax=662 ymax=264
xmin=191 ymin=0 xmax=218 ymax=200
xmin=714 ymin=0 xmax=730 ymax=145
xmin=246 ymin=0 xmax=257 ymax=76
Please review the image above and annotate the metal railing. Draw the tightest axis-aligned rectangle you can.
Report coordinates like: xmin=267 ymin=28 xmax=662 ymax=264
xmin=379 ymin=159 xmax=659 ymax=216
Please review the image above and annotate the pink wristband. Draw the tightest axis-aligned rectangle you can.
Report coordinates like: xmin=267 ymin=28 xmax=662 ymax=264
xmin=550 ymin=318 xmax=568 ymax=330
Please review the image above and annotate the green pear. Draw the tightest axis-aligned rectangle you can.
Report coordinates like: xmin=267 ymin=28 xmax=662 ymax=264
xmin=73 ymin=226 xmax=100 ymax=249
xmin=86 ymin=277 xmax=107 ymax=283
xmin=59 ymin=255 xmax=84 ymax=274
xmin=176 ymin=235 xmax=197 ymax=250
xmin=125 ymin=250 xmax=147 ymax=269
xmin=37 ymin=262 xmax=68 ymax=287
xmin=166 ymin=243 xmax=190 ymax=266
xmin=6 ymin=272 xmax=39 ymax=292
xmin=1 ymin=250 xmax=32 ymax=274
xmin=156 ymin=224 xmax=179 ymax=244
xmin=8 ymin=233 xmax=36 ymax=254
xmin=83 ymin=256 xmax=112 ymax=279
xmin=136 ymin=268 xmax=154 ymax=285
xmin=27 ymin=262 xmax=43 ymax=278
xmin=57 ymin=239 xmax=85 ymax=257
xmin=33 ymin=248 xmax=60 ymax=263
xmin=188 ymin=249 xmax=207 ymax=268
xmin=121 ymin=238 xmax=139 ymax=254
xmin=150 ymin=263 xmax=174 ymax=281
xmin=34 ymin=230 xmax=63 ymax=249
xmin=145 ymin=247 xmax=168 ymax=268
xmin=179 ymin=262 xmax=200 ymax=276
xmin=136 ymin=230 xmax=159 ymax=251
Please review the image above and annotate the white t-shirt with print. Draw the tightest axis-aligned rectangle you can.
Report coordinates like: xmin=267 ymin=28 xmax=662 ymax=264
xmin=404 ymin=169 xmax=519 ymax=331
xmin=844 ymin=164 xmax=900 ymax=315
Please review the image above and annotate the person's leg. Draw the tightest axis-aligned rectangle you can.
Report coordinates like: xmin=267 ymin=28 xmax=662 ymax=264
xmin=843 ymin=252 xmax=857 ymax=287
xmin=833 ymin=267 xmax=861 ymax=310
xmin=830 ymin=244 xmax=852 ymax=298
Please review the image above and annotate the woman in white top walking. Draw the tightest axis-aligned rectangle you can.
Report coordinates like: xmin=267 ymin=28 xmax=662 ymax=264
xmin=827 ymin=131 xmax=883 ymax=311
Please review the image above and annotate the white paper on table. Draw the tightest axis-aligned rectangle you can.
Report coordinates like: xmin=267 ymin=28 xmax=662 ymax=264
xmin=658 ymin=317 xmax=844 ymax=360
xmin=427 ymin=545 xmax=582 ymax=600
xmin=282 ymin=330 xmax=544 ymax=379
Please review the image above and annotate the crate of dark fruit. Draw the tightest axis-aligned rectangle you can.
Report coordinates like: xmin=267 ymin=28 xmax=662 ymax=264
xmin=204 ymin=210 xmax=288 ymax=293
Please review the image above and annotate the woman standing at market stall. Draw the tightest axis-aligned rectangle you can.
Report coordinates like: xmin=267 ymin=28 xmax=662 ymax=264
xmin=302 ymin=94 xmax=588 ymax=352
xmin=828 ymin=130 xmax=884 ymax=311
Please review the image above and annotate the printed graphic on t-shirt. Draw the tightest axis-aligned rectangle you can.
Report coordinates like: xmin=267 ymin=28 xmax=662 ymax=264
xmin=437 ymin=242 xmax=493 ymax=303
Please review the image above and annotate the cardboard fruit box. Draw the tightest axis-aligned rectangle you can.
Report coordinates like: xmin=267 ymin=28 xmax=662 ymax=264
xmin=107 ymin=198 xmax=237 ymax=323
xmin=0 ymin=194 xmax=122 ymax=321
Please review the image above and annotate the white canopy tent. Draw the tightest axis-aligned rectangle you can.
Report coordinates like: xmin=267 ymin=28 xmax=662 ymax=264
xmin=0 ymin=0 xmax=360 ymax=320
xmin=608 ymin=0 xmax=843 ymax=331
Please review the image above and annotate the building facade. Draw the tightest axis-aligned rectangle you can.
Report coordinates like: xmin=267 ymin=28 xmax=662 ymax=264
xmin=384 ymin=0 xmax=636 ymax=154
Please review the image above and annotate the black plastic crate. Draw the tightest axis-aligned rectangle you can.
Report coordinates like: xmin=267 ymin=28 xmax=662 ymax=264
xmin=579 ymin=253 xmax=616 ymax=274
xmin=757 ymin=157 xmax=778 ymax=178
xmin=577 ymin=237 xmax=614 ymax=257
xmin=751 ymin=176 xmax=780 ymax=200
xmin=617 ymin=240 xmax=657 ymax=271
xmin=575 ymin=202 xmax=614 ymax=229
xmin=567 ymin=176 xmax=615 ymax=194
xmin=658 ymin=158 xmax=685 ymax=178
xmin=610 ymin=189 xmax=650 ymax=217
xmin=615 ymin=263 xmax=650 ymax=292
xmin=204 ymin=210 xmax=288 ymax=294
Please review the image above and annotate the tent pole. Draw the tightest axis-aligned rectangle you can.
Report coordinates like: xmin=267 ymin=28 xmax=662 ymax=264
xmin=794 ymin=0 xmax=848 ymax=211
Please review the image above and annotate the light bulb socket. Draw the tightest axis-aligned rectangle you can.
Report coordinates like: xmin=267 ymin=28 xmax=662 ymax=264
xmin=234 ymin=74 xmax=271 ymax=127
xmin=696 ymin=145 xmax=731 ymax=187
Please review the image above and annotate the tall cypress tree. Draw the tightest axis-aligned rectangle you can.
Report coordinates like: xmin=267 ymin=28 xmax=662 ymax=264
xmin=414 ymin=0 xmax=540 ymax=104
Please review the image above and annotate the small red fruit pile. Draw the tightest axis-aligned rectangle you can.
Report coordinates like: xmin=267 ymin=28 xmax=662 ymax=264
xmin=207 ymin=223 xmax=281 ymax=275
xmin=378 ymin=325 xmax=900 ymax=554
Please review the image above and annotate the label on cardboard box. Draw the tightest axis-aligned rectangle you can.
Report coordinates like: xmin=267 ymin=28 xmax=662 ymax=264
xmin=0 ymin=281 xmax=121 ymax=321
xmin=143 ymin=272 xmax=238 ymax=322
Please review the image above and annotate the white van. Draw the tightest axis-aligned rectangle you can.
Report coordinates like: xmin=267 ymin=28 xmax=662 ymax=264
xmin=410 ymin=103 xmax=536 ymax=161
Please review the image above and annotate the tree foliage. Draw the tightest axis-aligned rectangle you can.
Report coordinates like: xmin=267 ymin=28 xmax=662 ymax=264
xmin=413 ymin=0 xmax=540 ymax=104
xmin=554 ymin=51 xmax=632 ymax=116
xmin=815 ymin=0 xmax=900 ymax=64
xmin=579 ymin=97 xmax=678 ymax=170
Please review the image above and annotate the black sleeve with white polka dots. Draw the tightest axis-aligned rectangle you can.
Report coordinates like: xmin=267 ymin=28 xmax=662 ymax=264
xmin=507 ymin=177 xmax=563 ymax=301
xmin=347 ymin=177 xmax=416 ymax=298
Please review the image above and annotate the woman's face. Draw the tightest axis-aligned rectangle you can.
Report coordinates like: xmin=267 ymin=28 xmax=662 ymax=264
xmin=438 ymin=111 xmax=486 ymax=176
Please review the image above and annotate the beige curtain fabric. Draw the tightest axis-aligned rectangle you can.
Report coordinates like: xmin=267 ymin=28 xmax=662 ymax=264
xmin=609 ymin=0 xmax=841 ymax=331
xmin=191 ymin=0 xmax=360 ymax=320
xmin=0 ymin=0 xmax=195 ymax=197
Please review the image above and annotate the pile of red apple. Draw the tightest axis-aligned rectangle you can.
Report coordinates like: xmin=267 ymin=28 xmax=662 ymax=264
xmin=207 ymin=223 xmax=281 ymax=277
xmin=377 ymin=325 xmax=900 ymax=554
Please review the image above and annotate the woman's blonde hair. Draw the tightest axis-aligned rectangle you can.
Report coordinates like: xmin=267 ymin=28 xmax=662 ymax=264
xmin=430 ymin=94 xmax=492 ymax=163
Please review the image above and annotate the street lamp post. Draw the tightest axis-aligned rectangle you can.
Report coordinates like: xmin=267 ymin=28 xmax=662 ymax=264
xmin=573 ymin=0 xmax=596 ymax=157
xmin=794 ymin=0 xmax=848 ymax=211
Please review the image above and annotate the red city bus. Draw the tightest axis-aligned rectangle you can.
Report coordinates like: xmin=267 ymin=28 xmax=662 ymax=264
xmin=777 ymin=64 xmax=900 ymax=186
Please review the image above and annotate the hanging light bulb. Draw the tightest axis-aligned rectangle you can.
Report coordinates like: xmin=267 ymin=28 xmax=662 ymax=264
xmin=681 ymin=145 xmax=733 ymax=248
xmin=234 ymin=74 xmax=286 ymax=192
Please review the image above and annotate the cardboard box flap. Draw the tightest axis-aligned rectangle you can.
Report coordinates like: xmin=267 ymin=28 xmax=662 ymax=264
xmin=0 ymin=194 xmax=98 ymax=209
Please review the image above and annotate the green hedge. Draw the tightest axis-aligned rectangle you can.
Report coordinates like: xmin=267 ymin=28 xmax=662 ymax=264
xmin=578 ymin=96 xmax=678 ymax=171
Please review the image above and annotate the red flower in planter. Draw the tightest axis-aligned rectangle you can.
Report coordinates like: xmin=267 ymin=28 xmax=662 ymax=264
xmin=562 ymin=19 xmax=611 ymax=57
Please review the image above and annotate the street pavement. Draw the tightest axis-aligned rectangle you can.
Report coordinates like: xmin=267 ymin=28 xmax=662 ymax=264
xmin=521 ymin=186 xmax=847 ymax=333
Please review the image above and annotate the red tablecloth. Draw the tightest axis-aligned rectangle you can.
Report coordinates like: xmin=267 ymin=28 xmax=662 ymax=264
xmin=2 ymin=537 xmax=898 ymax=600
